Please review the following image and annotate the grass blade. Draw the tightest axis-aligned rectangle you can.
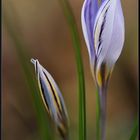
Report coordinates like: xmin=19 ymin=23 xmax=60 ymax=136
xmin=129 ymin=118 xmax=138 ymax=140
xmin=3 ymin=8 xmax=53 ymax=140
xmin=58 ymin=1 xmax=86 ymax=140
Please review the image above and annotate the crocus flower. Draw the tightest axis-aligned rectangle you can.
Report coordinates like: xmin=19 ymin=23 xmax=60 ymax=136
xmin=31 ymin=58 xmax=69 ymax=140
xmin=81 ymin=0 xmax=125 ymax=88
xmin=81 ymin=0 xmax=125 ymax=140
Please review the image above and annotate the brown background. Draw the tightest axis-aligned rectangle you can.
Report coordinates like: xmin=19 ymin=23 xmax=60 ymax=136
xmin=2 ymin=0 xmax=138 ymax=140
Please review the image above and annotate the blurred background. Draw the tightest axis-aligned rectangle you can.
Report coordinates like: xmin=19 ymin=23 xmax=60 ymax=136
xmin=2 ymin=0 xmax=138 ymax=140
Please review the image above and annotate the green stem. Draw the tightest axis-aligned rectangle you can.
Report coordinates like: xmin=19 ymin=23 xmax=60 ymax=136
xmin=96 ymin=90 xmax=101 ymax=140
xmin=96 ymin=86 xmax=107 ymax=140
xmin=58 ymin=1 xmax=86 ymax=140
xmin=129 ymin=118 xmax=138 ymax=140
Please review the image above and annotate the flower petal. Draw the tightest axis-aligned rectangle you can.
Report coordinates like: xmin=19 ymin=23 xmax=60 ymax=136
xmin=93 ymin=0 xmax=124 ymax=86
xmin=41 ymin=65 xmax=69 ymax=121
xmin=101 ymin=0 xmax=106 ymax=3
xmin=93 ymin=0 xmax=116 ymax=57
xmin=104 ymin=0 xmax=124 ymax=66
xmin=31 ymin=59 xmax=54 ymax=116
xmin=81 ymin=0 xmax=98 ymax=59
xmin=31 ymin=58 xmax=69 ymax=138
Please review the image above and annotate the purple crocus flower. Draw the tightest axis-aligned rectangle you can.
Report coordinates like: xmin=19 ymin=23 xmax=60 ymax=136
xmin=81 ymin=0 xmax=125 ymax=87
xmin=81 ymin=0 xmax=125 ymax=139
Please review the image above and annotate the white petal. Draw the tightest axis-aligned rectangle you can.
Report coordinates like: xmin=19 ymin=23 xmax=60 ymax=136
xmin=31 ymin=58 xmax=68 ymax=127
xmin=35 ymin=59 xmax=58 ymax=120
xmin=94 ymin=0 xmax=117 ymax=59
xmin=104 ymin=0 xmax=125 ymax=67
xmin=81 ymin=0 xmax=90 ymax=55
xmin=41 ymin=66 xmax=69 ymax=120
xmin=93 ymin=0 xmax=124 ymax=86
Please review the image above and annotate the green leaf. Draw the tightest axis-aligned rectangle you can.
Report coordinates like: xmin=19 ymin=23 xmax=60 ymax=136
xmin=3 ymin=5 xmax=53 ymax=140
xmin=58 ymin=1 xmax=86 ymax=140
xmin=129 ymin=118 xmax=138 ymax=140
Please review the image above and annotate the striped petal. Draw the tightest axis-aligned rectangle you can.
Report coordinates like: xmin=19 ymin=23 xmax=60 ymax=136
xmin=81 ymin=0 xmax=98 ymax=59
xmin=93 ymin=0 xmax=125 ymax=86
xmin=31 ymin=58 xmax=69 ymax=139
xmin=104 ymin=0 xmax=124 ymax=66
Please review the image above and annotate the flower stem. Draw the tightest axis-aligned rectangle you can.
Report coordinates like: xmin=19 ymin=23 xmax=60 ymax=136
xmin=96 ymin=86 xmax=107 ymax=140
xmin=129 ymin=118 xmax=138 ymax=140
xmin=96 ymin=90 xmax=101 ymax=140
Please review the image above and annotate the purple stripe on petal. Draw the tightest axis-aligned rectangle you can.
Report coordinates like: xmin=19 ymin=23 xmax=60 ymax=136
xmin=94 ymin=0 xmax=125 ymax=87
xmin=81 ymin=0 xmax=98 ymax=59
xmin=42 ymin=66 xmax=69 ymax=120
xmin=93 ymin=0 xmax=111 ymax=57
xmin=101 ymin=0 xmax=106 ymax=4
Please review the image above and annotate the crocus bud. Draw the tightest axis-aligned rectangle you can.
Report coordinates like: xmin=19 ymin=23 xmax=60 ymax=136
xmin=31 ymin=58 xmax=69 ymax=139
